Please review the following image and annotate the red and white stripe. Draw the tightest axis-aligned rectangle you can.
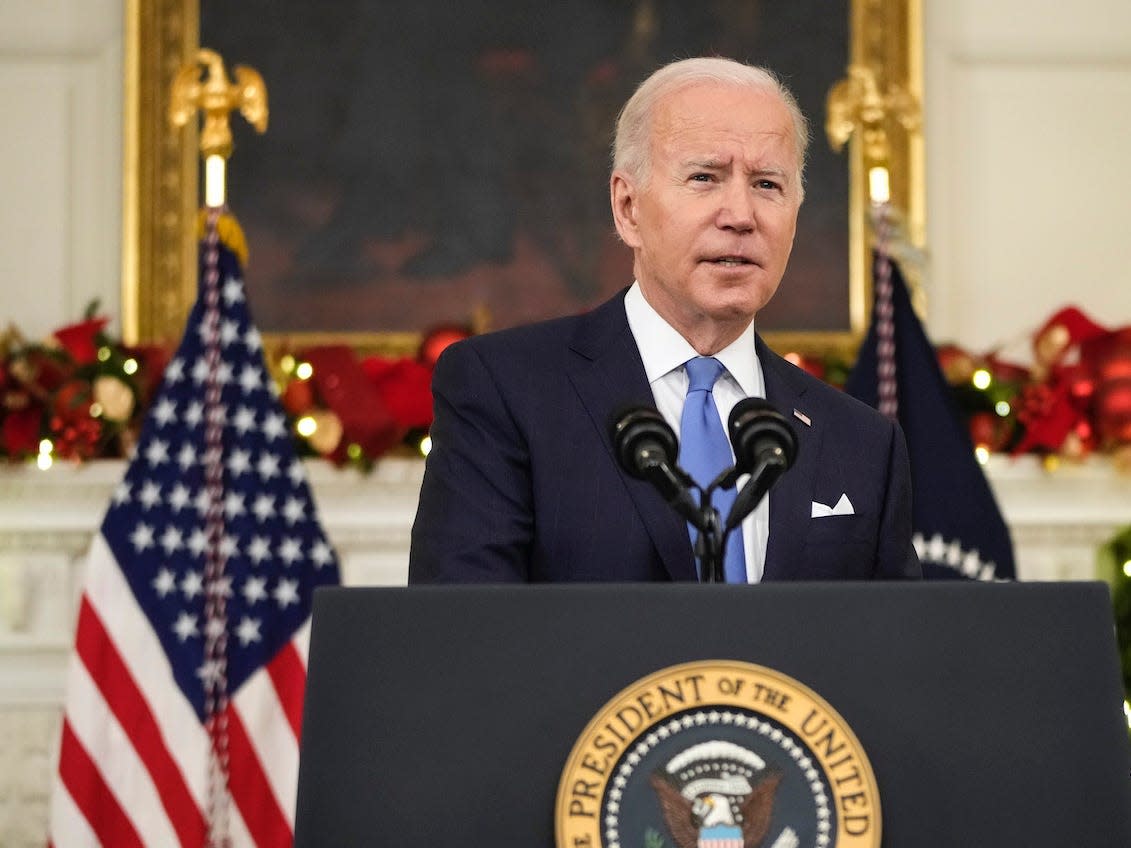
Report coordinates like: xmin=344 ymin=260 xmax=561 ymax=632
xmin=49 ymin=534 xmax=309 ymax=847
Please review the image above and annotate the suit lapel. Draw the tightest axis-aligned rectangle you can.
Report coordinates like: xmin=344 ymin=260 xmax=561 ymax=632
xmin=566 ymin=292 xmax=697 ymax=581
xmin=758 ymin=336 xmax=821 ymax=578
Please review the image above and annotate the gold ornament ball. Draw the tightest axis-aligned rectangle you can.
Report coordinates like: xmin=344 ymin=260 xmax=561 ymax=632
xmin=307 ymin=410 xmax=343 ymax=455
xmin=93 ymin=376 xmax=135 ymax=422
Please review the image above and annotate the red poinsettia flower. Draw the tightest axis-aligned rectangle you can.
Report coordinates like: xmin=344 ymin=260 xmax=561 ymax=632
xmin=361 ymin=356 xmax=434 ymax=430
xmin=2 ymin=406 xmax=42 ymax=456
xmin=53 ymin=317 xmax=110 ymax=365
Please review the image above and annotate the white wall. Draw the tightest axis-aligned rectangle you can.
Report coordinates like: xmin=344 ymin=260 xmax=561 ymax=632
xmin=0 ymin=1 xmax=122 ymax=340
xmin=1 ymin=1 xmax=1130 ymax=352
xmin=924 ymin=0 xmax=1131 ymax=353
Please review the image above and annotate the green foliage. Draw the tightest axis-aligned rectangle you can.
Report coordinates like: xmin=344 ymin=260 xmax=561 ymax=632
xmin=1099 ymin=524 xmax=1131 ymax=739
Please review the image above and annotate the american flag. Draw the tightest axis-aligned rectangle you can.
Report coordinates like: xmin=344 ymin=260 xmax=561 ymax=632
xmin=49 ymin=210 xmax=340 ymax=846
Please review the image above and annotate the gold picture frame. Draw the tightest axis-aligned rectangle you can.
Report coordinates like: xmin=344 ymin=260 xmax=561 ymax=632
xmin=123 ymin=0 xmax=923 ymax=361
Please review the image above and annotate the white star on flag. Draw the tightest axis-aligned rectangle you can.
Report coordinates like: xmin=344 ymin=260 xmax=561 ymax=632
xmin=252 ymin=494 xmax=275 ymax=522
xmin=223 ymin=491 xmax=246 ymax=519
xmin=193 ymin=488 xmax=210 ymax=518
xmin=247 ymin=536 xmax=271 ymax=564
xmin=273 ymin=578 xmax=299 ymax=608
xmin=138 ymin=480 xmax=162 ymax=510
xmin=232 ymin=406 xmax=257 ymax=435
xmin=235 ymin=617 xmax=262 ymax=646
xmin=112 ymin=482 xmax=131 ymax=506
xmin=172 ymin=612 xmax=199 ymax=642
xmin=180 ymin=570 xmax=203 ymax=600
xmin=287 ymin=459 xmax=305 ymax=485
xmin=152 ymin=398 xmax=177 ymax=428
xmin=215 ymin=362 xmax=233 ymax=386
xmin=129 ymin=522 xmax=154 ymax=552
xmin=238 ymin=365 xmax=262 ymax=393
xmin=278 ymin=537 xmax=302 ymax=566
xmin=283 ymin=496 xmax=306 ymax=526
xmin=187 ymin=528 xmax=207 ymax=557
xmin=227 ymin=447 xmax=251 ymax=476
xmin=311 ymin=540 xmax=334 ymax=568
xmin=256 ymin=452 xmax=280 ymax=480
xmin=222 ymin=277 xmax=245 ymax=305
xmin=262 ymin=412 xmax=287 ymax=442
xmin=145 ymin=439 xmax=169 ymax=467
xmin=177 ymin=442 xmax=197 ymax=471
xmin=160 ymin=526 xmax=184 ymax=556
xmin=153 ymin=568 xmax=177 ymax=597
xmin=242 ymin=575 xmax=268 ymax=605
xmin=220 ymin=318 xmax=240 ymax=347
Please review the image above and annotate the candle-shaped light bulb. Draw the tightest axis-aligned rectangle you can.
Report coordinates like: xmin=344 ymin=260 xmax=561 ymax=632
xmin=868 ymin=166 xmax=890 ymax=205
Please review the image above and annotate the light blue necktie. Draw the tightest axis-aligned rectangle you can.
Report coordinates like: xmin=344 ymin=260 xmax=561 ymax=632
xmin=679 ymin=357 xmax=747 ymax=583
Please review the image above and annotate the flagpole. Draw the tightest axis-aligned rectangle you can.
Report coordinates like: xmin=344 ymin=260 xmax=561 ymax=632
xmin=169 ymin=48 xmax=269 ymax=848
xmin=869 ymin=166 xmax=898 ymax=422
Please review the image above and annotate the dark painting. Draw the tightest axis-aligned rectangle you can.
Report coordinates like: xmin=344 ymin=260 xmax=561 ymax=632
xmin=202 ymin=1 xmax=849 ymax=334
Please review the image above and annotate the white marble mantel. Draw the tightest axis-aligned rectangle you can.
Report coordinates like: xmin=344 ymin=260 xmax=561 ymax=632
xmin=0 ymin=454 xmax=1128 ymax=845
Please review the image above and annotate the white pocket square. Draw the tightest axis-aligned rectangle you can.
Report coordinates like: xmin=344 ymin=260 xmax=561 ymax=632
xmin=811 ymin=494 xmax=854 ymax=518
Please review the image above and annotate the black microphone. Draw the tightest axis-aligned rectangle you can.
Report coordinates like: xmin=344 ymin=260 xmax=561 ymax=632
xmin=723 ymin=398 xmax=798 ymax=532
xmin=609 ymin=407 xmax=701 ymax=527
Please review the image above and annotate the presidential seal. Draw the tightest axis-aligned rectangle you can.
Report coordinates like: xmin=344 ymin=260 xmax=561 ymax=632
xmin=555 ymin=661 xmax=880 ymax=848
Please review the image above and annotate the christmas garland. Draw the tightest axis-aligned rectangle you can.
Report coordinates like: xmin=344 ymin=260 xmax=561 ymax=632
xmin=0 ymin=306 xmax=168 ymax=465
xmin=4 ymin=304 xmax=1129 ymax=470
xmin=0 ymin=305 xmax=467 ymax=469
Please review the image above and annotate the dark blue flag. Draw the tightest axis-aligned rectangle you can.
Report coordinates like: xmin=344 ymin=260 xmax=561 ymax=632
xmin=845 ymin=253 xmax=1016 ymax=580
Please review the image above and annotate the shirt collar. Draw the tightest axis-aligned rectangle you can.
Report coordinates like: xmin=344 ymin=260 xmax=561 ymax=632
xmin=624 ymin=281 xmax=764 ymax=397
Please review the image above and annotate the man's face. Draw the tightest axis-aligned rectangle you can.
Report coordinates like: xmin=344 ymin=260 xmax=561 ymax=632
xmin=612 ymin=83 xmax=802 ymax=346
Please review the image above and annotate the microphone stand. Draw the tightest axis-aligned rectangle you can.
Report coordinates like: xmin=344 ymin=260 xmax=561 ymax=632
xmin=691 ymin=496 xmax=726 ymax=583
xmin=693 ymin=467 xmax=743 ymax=584
xmin=694 ymin=454 xmax=782 ymax=582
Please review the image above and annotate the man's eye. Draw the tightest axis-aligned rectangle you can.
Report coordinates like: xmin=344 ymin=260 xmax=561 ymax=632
xmin=755 ymin=179 xmax=781 ymax=191
xmin=690 ymin=173 xmax=713 ymax=182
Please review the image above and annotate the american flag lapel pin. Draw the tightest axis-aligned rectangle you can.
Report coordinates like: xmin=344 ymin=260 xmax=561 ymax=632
xmin=793 ymin=409 xmax=812 ymax=427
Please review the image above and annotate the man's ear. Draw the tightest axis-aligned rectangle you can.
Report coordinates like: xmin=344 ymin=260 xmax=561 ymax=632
xmin=610 ymin=171 xmax=642 ymax=248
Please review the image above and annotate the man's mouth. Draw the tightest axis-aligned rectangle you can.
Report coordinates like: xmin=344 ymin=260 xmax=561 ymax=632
xmin=706 ymin=255 xmax=755 ymax=267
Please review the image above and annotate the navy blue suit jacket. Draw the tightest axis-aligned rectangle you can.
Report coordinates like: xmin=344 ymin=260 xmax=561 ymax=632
xmin=408 ymin=290 xmax=920 ymax=582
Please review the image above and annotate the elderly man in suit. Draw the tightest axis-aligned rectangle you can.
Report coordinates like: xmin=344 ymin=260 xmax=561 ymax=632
xmin=408 ymin=56 xmax=920 ymax=583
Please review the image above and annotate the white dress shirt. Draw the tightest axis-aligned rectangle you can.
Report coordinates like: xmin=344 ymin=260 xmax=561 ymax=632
xmin=623 ymin=282 xmax=769 ymax=582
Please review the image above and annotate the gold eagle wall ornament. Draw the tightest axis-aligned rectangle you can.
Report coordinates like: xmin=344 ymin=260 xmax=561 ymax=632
xmin=826 ymin=64 xmax=919 ymax=166
xmin=169 ymin=48 xmax=269 ymax=160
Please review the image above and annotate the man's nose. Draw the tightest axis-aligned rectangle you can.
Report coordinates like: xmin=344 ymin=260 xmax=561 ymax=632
xmin=716 ymin=182 xmax=755 ymax=232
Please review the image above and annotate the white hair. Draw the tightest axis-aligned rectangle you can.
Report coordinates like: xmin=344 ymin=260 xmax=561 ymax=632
xmin=612 ymin=57 xmax=810 ymax=193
